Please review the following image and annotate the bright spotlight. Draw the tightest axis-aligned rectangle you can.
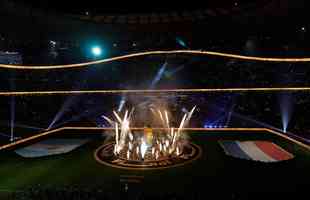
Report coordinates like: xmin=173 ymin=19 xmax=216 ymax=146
xmin=91 ymin=46 xmax=102 ymax=56
xmin=278 ymin=93 xmax=293 ymax=134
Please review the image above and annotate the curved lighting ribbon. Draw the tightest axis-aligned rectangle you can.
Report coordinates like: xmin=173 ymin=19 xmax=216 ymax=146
xmin=1 ymin=50 xmax=310 ymax=70
xmin=0 ymin=87 xmax=310 ymax=96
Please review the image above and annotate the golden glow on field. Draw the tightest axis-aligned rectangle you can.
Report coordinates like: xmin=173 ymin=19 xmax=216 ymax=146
xmin=1 ymin=50 xmax=310 ymax=70
xmin=0 ymin=87 xmax=310 ymax=96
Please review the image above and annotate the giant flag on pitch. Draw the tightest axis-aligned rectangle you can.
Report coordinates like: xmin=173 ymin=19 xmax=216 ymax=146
xmin=15 ymin=138 xmax=89 ymax=158
xmin=219 ymin=140 xmax=294 ymax=162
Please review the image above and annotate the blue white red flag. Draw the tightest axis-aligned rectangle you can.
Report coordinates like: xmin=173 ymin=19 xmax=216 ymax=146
xmin=219 ymin=140 xmax=294 ymax=162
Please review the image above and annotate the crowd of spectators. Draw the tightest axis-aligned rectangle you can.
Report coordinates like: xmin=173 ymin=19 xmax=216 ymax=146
xmin=6 ymin=186 xmax=113 ymax=200
xmin=2 ymin=184 xmax=300 ymax=200
xmin=0 ymin=90 xmax=310 ymax=144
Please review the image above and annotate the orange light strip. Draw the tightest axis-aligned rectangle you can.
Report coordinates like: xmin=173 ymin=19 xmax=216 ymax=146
xmin=1 ymin=50 xmax=310 ymax=70
xmin=64 ymin=127 xmax=269 ymax=132
xmin=266 ymin=129 xmax=310 ymax=151
xmin=0 ymin=127 xmax=64 ymax=151
xmin=1 ymin=127 xmax=309 ymax=151
xmin=1 ymin=87 xmax=310 ymax=96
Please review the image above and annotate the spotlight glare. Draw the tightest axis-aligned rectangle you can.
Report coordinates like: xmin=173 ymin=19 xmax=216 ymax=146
xmin=91 ymin=46 xmax=102 ymax=56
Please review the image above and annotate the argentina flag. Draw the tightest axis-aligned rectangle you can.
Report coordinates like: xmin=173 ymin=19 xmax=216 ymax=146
xmin=15 ymin=138 xmax=89 ymax=158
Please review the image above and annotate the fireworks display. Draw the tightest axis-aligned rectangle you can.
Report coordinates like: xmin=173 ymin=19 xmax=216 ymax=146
xmin=103 ymin=105 xmax=196 ymax=162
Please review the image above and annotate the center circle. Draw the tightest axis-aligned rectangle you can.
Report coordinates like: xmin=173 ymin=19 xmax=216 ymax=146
xmin=94 ymin=141 xmax=202 ymax=170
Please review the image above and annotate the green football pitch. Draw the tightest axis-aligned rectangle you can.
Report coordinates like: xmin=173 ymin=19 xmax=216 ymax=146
xmin=0 ymin=128 xmax=309 ymax=198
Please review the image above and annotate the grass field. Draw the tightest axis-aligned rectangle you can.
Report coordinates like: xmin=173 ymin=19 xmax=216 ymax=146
xmin=0 ymin=128 xmax=309 ymax=198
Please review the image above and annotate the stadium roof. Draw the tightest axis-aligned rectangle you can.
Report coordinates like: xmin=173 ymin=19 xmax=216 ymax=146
xmin=2 ymin=0 xmax=308 ymax=24
xmin=7 ymin=0 xmax=266 ymax=15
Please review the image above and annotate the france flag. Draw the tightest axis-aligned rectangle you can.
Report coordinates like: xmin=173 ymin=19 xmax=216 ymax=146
xmin=219 ymin=140 xmax=294 ymax=162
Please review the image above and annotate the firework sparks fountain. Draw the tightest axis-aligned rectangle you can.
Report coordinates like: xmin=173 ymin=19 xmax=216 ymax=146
xmin=104 ymin=106 xmax=196 ymax=162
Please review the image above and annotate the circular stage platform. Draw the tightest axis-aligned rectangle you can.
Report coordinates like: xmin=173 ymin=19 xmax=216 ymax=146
xmin=94 ymin=141 xmax=202 ymax=170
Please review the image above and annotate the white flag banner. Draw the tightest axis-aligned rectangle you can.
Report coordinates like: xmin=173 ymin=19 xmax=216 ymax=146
xmin=15 ymin=138 xmax=89 ymax=158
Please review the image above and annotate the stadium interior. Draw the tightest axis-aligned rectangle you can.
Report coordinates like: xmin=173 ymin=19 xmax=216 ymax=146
xmin=0 ymin=0 xmax=309 ymax=199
